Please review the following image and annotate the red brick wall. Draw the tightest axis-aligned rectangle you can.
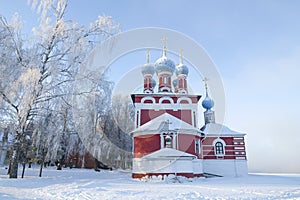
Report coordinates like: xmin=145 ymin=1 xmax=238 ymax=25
xmin=134 ymin=134 xmax=160 ymax=158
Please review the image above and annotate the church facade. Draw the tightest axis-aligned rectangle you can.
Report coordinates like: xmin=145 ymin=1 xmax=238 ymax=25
xmin=130 ymin=46 xmax=248 ymax=178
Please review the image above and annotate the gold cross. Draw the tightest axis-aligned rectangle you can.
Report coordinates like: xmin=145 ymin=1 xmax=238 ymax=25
xmin=203 ymin=77 xmax=209 ymax=92
xmin=179 ymin=48 xmax=183 ymax=64
xmin=161 ymin=37 xmax=167 ymax=56
xmin=146 ymin=48 xmax=150 ymax=63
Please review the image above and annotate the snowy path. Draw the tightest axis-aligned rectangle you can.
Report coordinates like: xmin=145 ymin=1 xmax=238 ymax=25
xmin=0 ymin=167 xmax=299 ymax=200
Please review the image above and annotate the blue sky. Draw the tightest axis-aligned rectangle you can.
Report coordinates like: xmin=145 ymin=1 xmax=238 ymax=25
xmin=1 ymin=0 xmax=300 ymax=173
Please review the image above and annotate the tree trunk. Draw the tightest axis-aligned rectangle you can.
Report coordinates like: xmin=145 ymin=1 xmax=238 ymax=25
xmin=39 ymin=149 xmax=46 ymax=177
xmin=21 ymin=162 xmax=26 ymax=178
xmin=39 ymin=161 xmax=43 ymax=177
xmin=9 ymin=148 xmax=19 ymax=178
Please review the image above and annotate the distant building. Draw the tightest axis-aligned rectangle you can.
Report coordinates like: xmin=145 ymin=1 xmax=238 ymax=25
xmin=131 ymin=46 xmax=248 ymax=178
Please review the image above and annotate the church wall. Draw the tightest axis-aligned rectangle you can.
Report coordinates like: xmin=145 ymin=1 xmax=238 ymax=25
xmin=203 ymin=159 xmax=248 ymax=177
xmin=132 ymin=157 xmax=199 ymax=175
xmin=177 ymin=134 xmax=201 ymax=158
xmin=134 ymin=134 xmax=160 ymax=158
xmin=202 ymin=136 xmax=247 ymax=160
xmin=133 ymin=95 xmax=200 ymax=104
xmin=140 ymin=109 xmax=192 ymax=125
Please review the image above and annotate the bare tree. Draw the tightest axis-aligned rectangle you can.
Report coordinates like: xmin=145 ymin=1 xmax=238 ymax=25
xmin=0 ymin=0 xmax=119 ymax=178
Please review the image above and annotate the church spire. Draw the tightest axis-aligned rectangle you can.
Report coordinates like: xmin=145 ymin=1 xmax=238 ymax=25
xmin=175 ymin=49 xmax=189 ymax=94
xmin=202 ymin=77 xmax=215 ymax=124
xmin=141 ymin=49 xmax=155 ymax=93
xmin=154 ymin=37 xmax=175 ymax=93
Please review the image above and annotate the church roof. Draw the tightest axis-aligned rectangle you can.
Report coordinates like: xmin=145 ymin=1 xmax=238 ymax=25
xmin=200 ymin=123 xmax=245 ymax=136
xmin=142 ymin=148 xmax=196 ymax=160
xmin=131 ymin=113 xmax=201 ymax=136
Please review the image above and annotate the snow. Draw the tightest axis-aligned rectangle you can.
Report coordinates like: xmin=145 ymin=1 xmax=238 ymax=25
xmin=132 ymin=113 xmax=199 ymax=135
xmin=201 ymin=123 xmax=245 ymax=136
xmin=143 ymin=148 xmax=196 ymax=159
xmin=0 ymin=167 xmax=299 ymax=200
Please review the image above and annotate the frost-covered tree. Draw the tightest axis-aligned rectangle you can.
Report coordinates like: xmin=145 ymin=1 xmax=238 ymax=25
xmin=111 ymin=94 xmax=135 ymax=136
xmin=0 ymin=0 xmax=119 ymax=178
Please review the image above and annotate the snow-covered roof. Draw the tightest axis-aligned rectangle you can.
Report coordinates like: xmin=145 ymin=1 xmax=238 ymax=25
xmin=200 ymin=123 xmax=245 ymax=136
xmin=131 ymin=113 xmax=201 ymax=136
xmin=143 ymin=148 xmax=196 ymax=159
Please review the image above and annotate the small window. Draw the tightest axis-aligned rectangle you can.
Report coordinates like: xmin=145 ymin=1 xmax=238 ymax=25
xmin=215 ymin=142 xmax=224 ymax=155
xmin=163 ymin=77 xmax=167 ymax=84
xmin=195 ymin=139 xmax=200 ymax=154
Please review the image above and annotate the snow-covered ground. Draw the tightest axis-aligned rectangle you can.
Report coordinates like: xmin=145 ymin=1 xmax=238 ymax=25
xmin=0 ymin=166 xmax=299 ymax=200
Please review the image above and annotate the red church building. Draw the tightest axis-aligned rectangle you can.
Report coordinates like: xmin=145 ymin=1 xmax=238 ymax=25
xmin=131 ymin=46 xmax=248 ymax=178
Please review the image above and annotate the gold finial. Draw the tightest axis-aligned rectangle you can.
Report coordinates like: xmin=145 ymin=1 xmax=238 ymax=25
xmin=146 ymin=48 xmax=150 ymax=63
xmin=203 ymin=77 xmax=209 ymax=92
xmin=179 ymin=48 xmax=183 ymax=64
xmin=161 ymin=37 xmax=167 ymax=56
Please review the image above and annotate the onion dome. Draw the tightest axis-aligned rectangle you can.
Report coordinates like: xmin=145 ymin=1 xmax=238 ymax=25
xmin=141 ymin=63 xmax=155 ymax=75
xmin=172 ymin=78 xmax=178 ymax=88
xmin=154 ymin=55 xmax=175 ymax=73
xmin=154 ymin=38 xmax=175 ymax=73
xmin=202 ymin=78 xmax=214 ymax=110
xmin=175 ymin=49 xmax=189 ymax=76
xmin=202 ymin=92 xmax=214 ymax=110
xmin=141 ymin=49 xmax=155 ymax=75
xmin=176 ymin=63 xmax=189 ymax=76
xmin=152 ymin=79 xmax=156 ymax=88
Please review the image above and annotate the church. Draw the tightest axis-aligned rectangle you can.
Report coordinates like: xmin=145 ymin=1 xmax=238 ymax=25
xmin=130 ymin=43 xmax=248 ymax=178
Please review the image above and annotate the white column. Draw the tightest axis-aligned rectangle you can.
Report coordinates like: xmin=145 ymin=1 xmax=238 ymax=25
xmin=160 ymin=134 xmax=164 ymax=149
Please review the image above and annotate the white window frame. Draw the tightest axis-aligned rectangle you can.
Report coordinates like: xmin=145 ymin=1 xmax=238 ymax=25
xmin=195 ymin=139 xmax=200 ymax=154
xmin=213 ymin=138 xmax=226 ymax=156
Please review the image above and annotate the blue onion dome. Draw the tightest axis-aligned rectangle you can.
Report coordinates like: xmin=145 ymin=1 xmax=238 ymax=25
xmin=202 ymin=92 xmax=214 ymax=110
xmin=154 ymin=55 xmax=175 ymax=74
xmin=176 ymin=63 xmax=189 ymax=76
xmin=152 ymin=79 xmax=156 ymax=88
xmin=172 ymin=78 xmax=178 ymax=88
xmin=141 ymin=63 xmax=155 ymax=75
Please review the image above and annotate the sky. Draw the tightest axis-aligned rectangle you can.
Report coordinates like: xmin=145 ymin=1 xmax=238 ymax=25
xmin=1 ymin=0 xmax=300 ymax=173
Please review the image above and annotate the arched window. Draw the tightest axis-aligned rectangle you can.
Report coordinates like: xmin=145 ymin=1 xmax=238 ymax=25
xmin=163 ymin=76 xmax=167 ymax=84
xmin=215 ymin=142 xmax=224 ymax=155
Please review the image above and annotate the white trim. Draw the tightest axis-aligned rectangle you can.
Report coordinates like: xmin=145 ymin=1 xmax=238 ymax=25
xmin=212 ymin=138 xmax=226 ymax=146
xmin=195 ymin=139 xmax=201 ymax=154
xmin=177 ymin=97 xmax=192 ymax=104
xmin=160 ymin=134 xmax=164 ymax=149
xmin=202 ymin=144 xmax=245 ymax=147
xmin=178 ymin=89 xmax=187 ymax=94
xmin=159 ymin=86 xmax=171 ymax=92
xmin=157 ymin=71 xmax=173 ymax=76
xmin=235 ymin=157 xmax=246 ymax=160
xmin=158 ymin=96 xmax=174 ymax=105
xmin=137 ymin=109 xmax=141 ymax=127
xmin=141 ymin=96 xmax=156 ymax=104
xmin=233 ymin=137 xmax=244 ymax=140
xmin=213 ymin=138 xmax=226 ymax=156
xmin=234 ymin=147 xmax=245 ymax=150
xmin=191 ymin=111 xmax=195 ymax=127
xmin=135 ymin=103 xmax=198 ymax=111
